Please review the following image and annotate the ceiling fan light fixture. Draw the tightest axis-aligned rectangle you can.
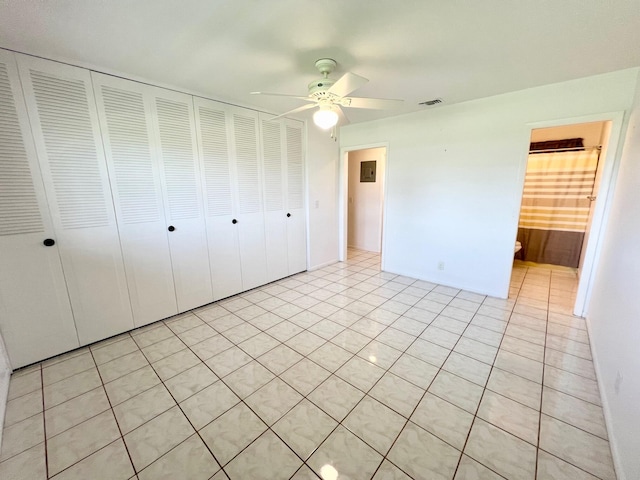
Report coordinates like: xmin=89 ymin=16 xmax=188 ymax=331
xmin=313 ymin=107 xmax=339 ymax=130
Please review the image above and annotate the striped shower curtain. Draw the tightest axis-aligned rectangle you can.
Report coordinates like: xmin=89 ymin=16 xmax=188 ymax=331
xmin=517 ymin=149 xmax=599 ymax=267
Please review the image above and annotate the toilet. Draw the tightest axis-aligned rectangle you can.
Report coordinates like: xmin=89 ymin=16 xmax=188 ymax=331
xmin=514 ymin=241 xmax=522 ymax=254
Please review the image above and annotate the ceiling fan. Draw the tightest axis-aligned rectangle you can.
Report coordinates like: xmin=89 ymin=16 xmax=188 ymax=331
xmin=251 ymin=58 xmax=403 ymax=130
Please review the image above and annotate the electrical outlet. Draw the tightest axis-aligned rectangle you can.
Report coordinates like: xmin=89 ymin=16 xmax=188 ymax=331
xmin=437 ymin=261 xmax=445 ymax=271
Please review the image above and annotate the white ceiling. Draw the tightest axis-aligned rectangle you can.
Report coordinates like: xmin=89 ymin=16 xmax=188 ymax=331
xmin=1 ymin=0 xmax=640 ymax=124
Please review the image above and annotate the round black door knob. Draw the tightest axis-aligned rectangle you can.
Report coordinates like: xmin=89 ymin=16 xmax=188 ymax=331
xmin=232 ymin=219 xmax=238 ymax=224
xmin=43 ymin=238 xmax=55 ymax=247
xmin=287 ymin=213 xmax=291 ymax=217
xmin=168 ymin=226 xmax=175 ymax=232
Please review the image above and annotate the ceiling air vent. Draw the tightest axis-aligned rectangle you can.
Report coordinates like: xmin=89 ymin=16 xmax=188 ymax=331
xmin=419 ymin=98 xmax=443 ymax=106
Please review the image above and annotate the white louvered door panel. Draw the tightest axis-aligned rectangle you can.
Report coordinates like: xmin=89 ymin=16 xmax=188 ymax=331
xmin=16 ymin=54 xmax=134 ymax=345
xmin=230 ymin=107 xmax=267 ymax=290
xmin=0 ymin=50 xmax=79 ymax=368
xmin=150 ymin=88 xmax=213 ymax=311
xmin=284 ymin=120 xmax=307 ymax=274
xmin=92 ymin=73 xmax=177 ymax=326
xmin=193 ymin=97 xmax=243 ymax=300
xmin=259 ymin=114 xmax=289 ymax=282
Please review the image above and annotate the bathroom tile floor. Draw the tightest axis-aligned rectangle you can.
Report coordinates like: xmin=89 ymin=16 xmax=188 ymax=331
xmin=0 ymin=250 xmax=616 ymax=479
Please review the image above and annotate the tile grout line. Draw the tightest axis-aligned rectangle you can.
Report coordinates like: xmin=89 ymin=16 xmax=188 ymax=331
xmin=535 ymin=264 xmax=552 ymax=480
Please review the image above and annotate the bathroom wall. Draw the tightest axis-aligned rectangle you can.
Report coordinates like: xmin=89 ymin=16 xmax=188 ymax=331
xmin=0 ymin=330 xmax=11 ymax=452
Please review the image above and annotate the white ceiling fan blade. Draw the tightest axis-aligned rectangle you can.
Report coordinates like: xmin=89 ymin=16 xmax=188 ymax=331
xmin=327 ymin=72 xmax=369 ymax=97
xmin=251 ymin=92 xmax=315 ymax=102
xmin=341 ymin=96 xmax=404 ymax=109
xmin=269 ymin=102 xmax=317 ymax=121
xmin=336 ymin=105 xmax=350 ymax=126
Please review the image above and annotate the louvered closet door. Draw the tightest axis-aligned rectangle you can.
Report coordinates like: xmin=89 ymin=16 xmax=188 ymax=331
xmin=230 ymin=108 xmax=268 ymax=290
xmin=0 ymin=50 xmax=79 ymax=367
xmin=284 ymin=120 xmax=307 ymax=274
xmin=259 ymin=113 xmax=289 ymax=282
xmin=150 ymin=88 xmax=213 ymax=311
xmin=16 ymin=54 xmax=133 ymax=345
xmin=193 ymin=98 xmax=243 ymax=300
xmin=91 ymin=73 xmax=178 ymax=326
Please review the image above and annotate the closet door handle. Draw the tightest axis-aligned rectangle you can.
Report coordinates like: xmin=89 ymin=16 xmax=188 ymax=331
xmin=287 ymin=213 xmax=291 ymax=218
xmin=232 ymin=219 xmax=238 ymax=224
xmin=168 ymin=226 xmax=175 ymax=232
xmin=43 ymin=238 xmax=56 ymax=247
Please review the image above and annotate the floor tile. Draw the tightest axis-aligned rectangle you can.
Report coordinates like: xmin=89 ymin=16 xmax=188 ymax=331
xmin=224 ymin=430 xmax=301 ymax=480
xmin=544 ymin=349 xmax=596 ymax=380
xmin=372 ymin=460 xmax=413 ymax=479
xmin=343 ymin=396 xmax=406 ymax=454
xmin=180 ymin=380 xmax=240 ymax=430
xmin=124 ymin=406 xmax=194 ymax=471
xmin=3 ymin=388 xmax=42 ymax=427
xmin=45 ymin=386 xmax=111 ymax=438
xmin=285 ymin=330 xmax=326 ymax=356
xmin=388 ymin=422 xmax=461 ymax=480
xmin=543 ymin=365 xmax=601 ymax=405
xmin=541 ymin=387 xmax=608 ymax=439
xmin=272 ymin=399 xmax=337 ymax=460
xmin=257 ymin=344 xmax=304 ymax=375
xmin=428 ymin=370 xmax=484 ymax=414
xmin=335 ymin=356 xmax=385 ymax=392
xmin=499 ymin=335 xmax=544 ymax=362
xmin=113 ymin=383 xmax=175 ymax=434
xmin=539 ymin=414 xmax=615 ymax=480
xmin=486 ymin=368 xmax=542 ymax=410
xmin=51 ymin=439 xmax=134 ymax=480
xmin=369 ymin=372 xmax=425 ymax=418
xmin=0 ymin=413 xmax=44 ymax=462
xmin=308 ymin=425 xmax=383 ymax=480
xmin=307 ymin=342 xmax=353 ymax=372
xmin=190 ymin=335 xmax=234 ymax=361
xmin=454 ymin=454 xmax=503 ymax=480
xmin=308 ymin=375 xmax=365 ymax=422
xmin=164 ymin=363 xmax=217 ymax=402
xmin=443 ymin=352 xmax=492 ymax=386
xmin=7 ymin=369 xmax=42 ymax=401
xmin=140 ymin=337 xmax=185 ymax=363
xmin=137 ymin=434 xmax=219 ymax=480
xmin=494 ymin=349 xmax=543 ymax=383
xmin=464 ymin=418 xmax=536 ymax=480
xmin=199 ymin=403 xmax=267 ymax=466
xmin=410 ymin=392 xmax=474 ymax=450
xmin=477 ymin=389 xmax=539 ymax=445
xmin=245 ymin=377 xmax=303 ymax=425
xmin=103 ymin=365 xmax=160 ymax=406
xmin=151 ymin=348 xmax=201 ymax=381
xmin=47 ymin=410 xmax=121 ymax=476
xmin=376 ymin=327 xmax=416 ymax=351
xmin=357 ymin=340 xmax=403 ymax=370
xmin=536 ymin=450 xmax=599 ymax=480
xmin=43 ymin=352 xmax=96 ymax=386
xmin=44 ymin=369 xmax=102 ymax=408
xmin=389 ymin=353 xmax=439 ymax=389
xmin=205 ymin=346 xmax=253 ymax=378
xmin=91 ymin=337 xmax=139 ymax=365
xmin=223 ymin=361 xmax=275 ymax=398
xmin=0 ymin=443 xmax=46 ymax=480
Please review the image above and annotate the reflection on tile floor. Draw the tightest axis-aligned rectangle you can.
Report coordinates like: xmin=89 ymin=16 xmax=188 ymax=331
xmin=0 ymin=250 xmax=616 ymax=479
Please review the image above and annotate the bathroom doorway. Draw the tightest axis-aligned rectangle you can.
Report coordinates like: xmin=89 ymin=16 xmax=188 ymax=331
xmin=338 ymin=144 xmax=388 ymax=263
xmin=512 ymin=119 xmax=615 ymax=316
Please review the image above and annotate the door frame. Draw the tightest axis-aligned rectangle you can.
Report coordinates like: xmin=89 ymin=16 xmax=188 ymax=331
xmin=519 ymin=111 xmax=626 ymax=317
xmin=338 ymin=142 xmax=389 ymax=266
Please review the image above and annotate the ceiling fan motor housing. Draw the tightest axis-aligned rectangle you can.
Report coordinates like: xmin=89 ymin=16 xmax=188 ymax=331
xmin=309 ymin=58 xmax=339 ymax=102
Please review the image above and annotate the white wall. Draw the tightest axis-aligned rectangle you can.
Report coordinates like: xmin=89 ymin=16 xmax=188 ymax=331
xmin=340 ymin=68 xmax=639 ymax=297
xmin=305 ymin=119 xmax=341 ymax=269
xmin=347 ymin=147 xmax=385 ymax=252
xmin=586 ymin=74 xmax=640 ymax=480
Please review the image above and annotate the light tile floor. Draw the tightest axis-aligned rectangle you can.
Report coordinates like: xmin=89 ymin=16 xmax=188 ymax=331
xmin=0 ymin=250 xmax=616 ymax=479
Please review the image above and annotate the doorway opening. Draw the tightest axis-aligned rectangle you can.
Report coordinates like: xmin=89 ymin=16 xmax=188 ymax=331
xmin=339 ymin=145 xmax=387 ymax=263
xmin=511 ymin=120 xmax=612 ymax=316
